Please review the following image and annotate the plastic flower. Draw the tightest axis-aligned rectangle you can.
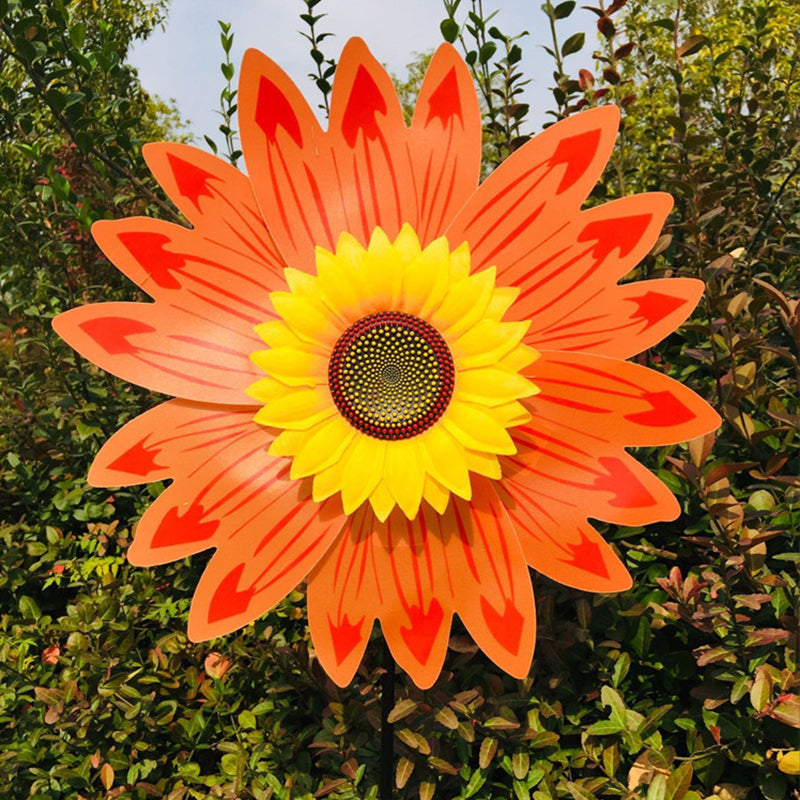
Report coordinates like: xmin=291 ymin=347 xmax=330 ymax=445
xmin=54 ymin=39 xmax=720 ymax=688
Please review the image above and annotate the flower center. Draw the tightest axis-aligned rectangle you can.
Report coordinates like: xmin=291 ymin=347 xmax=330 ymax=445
xmin=328 ymin=311 xmax=454 ymax=440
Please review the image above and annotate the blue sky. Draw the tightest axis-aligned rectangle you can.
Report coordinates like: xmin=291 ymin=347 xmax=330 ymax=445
xmin=129 ymin=0 xmax=596 ymax=144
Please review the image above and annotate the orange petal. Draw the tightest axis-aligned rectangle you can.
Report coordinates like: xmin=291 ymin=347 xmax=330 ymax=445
xmin=445 ymin=106 xmax=620 ymax=277
xmin=141 ymin=142 xmax=285 ymax=275
xmin=409 ymin=43 xmax=482 ymax=244
xmin=503 ymin=434 xmax=681 ymax=528
xmin=238 ymin=46 xmax=330 ymax=269
xmin=497 ymin=471 xmax=632 ymax=593
xmin=327 ymin=38 xmax=414 ymax=245
xmin=309 ymin=506 xmax=455 ymax=689
xmin=499 ymin=194 xmax=675 ymax=340
xmin=53 ymin=302 xmax=261 ymax=405
xmin=186 ymin=490 xmax=346 ymax=641
xmin=444 ymin=480 xmax=536 ymax=678
xmin=524 ymin=350 xmax=721 ymax=447
xmin=92 ymin=216 xmax=279 ymax=332
xmin=526 ymin=278 xmax=704 ymax=359
xmin=88 ymin=400 xmax=257 ymax=488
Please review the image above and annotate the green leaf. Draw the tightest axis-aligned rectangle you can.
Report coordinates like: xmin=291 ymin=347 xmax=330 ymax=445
xmin=479 ymin=42 xmax=497 ymax=63
xmin=387 ymin=698 xmax=417 ymax=724
xmin=647 ymin=774 xmax=667 ymax=800
xmin=678 ymin=35 xmax=709 ymax=58
xmin=561 ymin=32 xmax=585 ymax=56
xmin=554 ymin=1 xmax=576 ymax=18
xmin=19 ymin=595 xmax=41 ymax=620
xmin=665 ymin=764 xmax=693 ymax=800
xmin=440 ymin=18 xmax=459 ymax=44
xmin=586 ymin=720 xmax=624 ymax=736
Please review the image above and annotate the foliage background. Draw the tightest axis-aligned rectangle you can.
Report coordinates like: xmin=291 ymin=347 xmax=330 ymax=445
xmin=0 ymin=0 xmax=797 ymax=799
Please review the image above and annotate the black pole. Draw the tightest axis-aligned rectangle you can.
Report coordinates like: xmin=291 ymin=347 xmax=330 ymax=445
xmin=379 ymin=639 xmax=396 ymax=800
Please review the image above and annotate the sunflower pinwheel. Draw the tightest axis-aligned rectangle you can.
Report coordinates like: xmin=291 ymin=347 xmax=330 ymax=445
xmin=53 ymin=39 xmax=720 ymax=688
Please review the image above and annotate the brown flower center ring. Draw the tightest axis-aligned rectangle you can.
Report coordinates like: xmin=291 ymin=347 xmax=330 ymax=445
xmin=328 ymin=311 xmax=455 ymax=440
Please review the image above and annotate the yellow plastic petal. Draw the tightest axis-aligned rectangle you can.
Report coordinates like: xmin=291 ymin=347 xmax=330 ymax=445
xmin=402 ymin=238 xmax=451 ymax=317
xmin=499 ymin=343 xmax=540 ymax=374
xmin=450 ymin=319 xmax=529 ymax=370
xmin=485 ymin=286 xmax=519 ymax=320
xmin=312 ymin=456 xmax=347 ymax=502
xmin=340 ymin=435 xmax=387 ymax=514
xmin=465 ymin=449 xmax=502 ymax=479
xmin=269 ymin=428 xmax=308 ymax=457
xmin=492 ymin=400 xmax=532 ymax=428
xmin=270 ymin=291 xmax=343 ymax=347
xmin=246 ymin=376 xmax=295 ymax=403
xmin=449 ymin=242 xmax=471 ymax=280
xmin=440 ymin=400 xmax=516 ymax=454
xmin=430 ymin=267 xmax=495 ymax=340
xmin=418 ymin=425 xmax=471 ymax=500
xmin=315 ymin=246 xmax=364 ymax=323
xmin=335 ymin=231 xmax=367 ymax=269
xmin=361 ymin=240 xmax=402 ymax=313
xmin=369 ymin=481 xmax=396 ymax=522
xmin=423 ymin=475 xmax=451 ymax=514
xmin=454 ymin=368 xmax=537 ymax=406
xmin=383 ymin=439 xmax=425 ymax=519
xmin=290 ymin=415 xmax=356 ymax=479
xmin=254 ymin=320 xmax=325 ymax=354
xmin=394 ymin=223 xmax=423 ymax=264
xmin=254 ymin=386 xmax=335 ymax=430
xmin=250 ymin=347 xmax=328 ymax=387
xmin=283 ymin=267 xmax=316 ymax=295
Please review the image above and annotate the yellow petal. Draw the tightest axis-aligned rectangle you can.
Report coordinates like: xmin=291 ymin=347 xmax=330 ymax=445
xmin=454 ymin=368 xmax=537 ymax=406
xmin=254 ymin=320 xmax=326 ymax=354
xmin=250 ymin=347 xmax=328 ymax=387
xmin=254 ymin=386 xmax=335 ymax=430
xmin=269 ymin=428 xmax=308 ymax=457
xmin=402 ymin=238 xmax=451 ymax=316
xmin=361 ymin=242 xmax=402 ymax=313
xmin=270 ymin=291 xmax=343 ymax=347
xmin=418 ymin=424 xmax=471 ymax=500
xmin=499 ymin=344 xmax=540 ymax=374
xmin=450 ymin=319 xmax=529 ymax=370
xmin=340 ymin=435 xmax=386 ymax=514
xmin=290 ymin=415 xmax=356 ymax=479
xmin=246 ymin=376 xmax=295 ymax=403
xmin=423 ymin=475 xmax=451 ymax=514
xmin=430 ymin=267 xmax=495 ymax=340
xmin=383 ymin=439 xmax=425 ymax=519
xmin=283 ymin=267 xmax=316 ymax=295
xmin=449 ymin=242 xmax=471 ymax=280
xmin=492 ymin=400 xmax=532 ymax=428
xmin=440 ymin=400 xmax=516 ymax=454
xmin=465 ymin=449 xmax=502 ymax=479
xmin=394 ymin=223 xmax=423 ymax=263
xmin=369 ymin=481 xmax=396 ymax=522
xmin=315 ymin=246 xmax=364 ymax=323
xmin=335 ymin=231 xmax=367 ymax=269
xmin=312 ymin=456 xmax=347 ymax=502
xmin=485 ymin=286 xmax=519 ymax=320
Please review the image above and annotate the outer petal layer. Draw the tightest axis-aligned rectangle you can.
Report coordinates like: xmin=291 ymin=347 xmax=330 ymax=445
xmin=90 ymin=400 xmax=347 ymax=640
xmin=308 ymin=506 xmax=455 ymax=688
xmin=54 ymin=302 xmax=261 ymax=405
xmin=445 ymin=106 xmax=620 ymax=276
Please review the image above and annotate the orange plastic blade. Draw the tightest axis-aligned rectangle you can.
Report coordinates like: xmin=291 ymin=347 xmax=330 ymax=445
xmin=407 ymin=43 xmax=482 ymax=244
xmin=445 ymin=479 xmax=537 ymax=679
xmin=308 ymin=505 xmax=455 ymax=689
xmin=445 ymin=105 xmax=620 ymax=276
xmin=53 ymin=302 xmax=262 ymax=404
xmin=524 ymin=350 xmax=721 ymax=447
xmin=526 ymin=278 xmax=704 ymax=359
